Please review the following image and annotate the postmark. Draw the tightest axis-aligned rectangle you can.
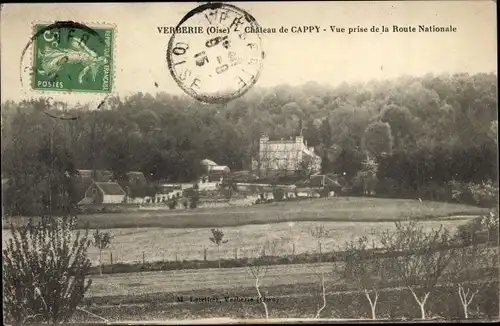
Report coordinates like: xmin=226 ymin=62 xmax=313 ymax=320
xmin=28 ymin=22 xmax=115 ymax=93
xmin=167 ymin=2 xmax=265 ymax=104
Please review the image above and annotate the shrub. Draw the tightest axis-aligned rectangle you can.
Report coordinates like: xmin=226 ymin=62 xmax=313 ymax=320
xmin=272 ymin=187 xmax=285 ymax=201
xmin=2 ymin=216 xmax=92 ymax=323
xmin=167 ymin=198 xmax=177 ymax=209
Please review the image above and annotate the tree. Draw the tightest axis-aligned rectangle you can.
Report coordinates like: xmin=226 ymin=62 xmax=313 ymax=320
xmin=361 ymin=121 xmax=393 ymax=157
xmin=379 ymin=104 xmax=415 ymax=151
xmin=93 ymin=229 xmax=114 ymax=276
xmin=246 ymin=262 xmax=270 ymax=319
xmin=167 ymin=197 xmax=177 ymax=209
xmin=2 ymin=216 xmax=92 ymax=323
xmin=332 ymin=146 xmax=364 ymax=182
xmin=379 ymin=221 xmax=454 ymax=320
xmin=272 ymin=186 xmax=285 ymax=201
xmin=1 ymin=73 xmax=497 ymax=215
xmin=308 ymin=224 xmax=331 ymax=262
xmin=343 ymin=236 xmax=388 ymax=320
xmin=183 ymin=183 xmax=200 ymax=209
xmin=246 ymin=238 xmax=282 ymax=320
xmin=448 ymin=244 xmax=499 ymax=319
xmin=353 ymin=156 xmax=379 ymax=195
xmin=209 ymin=228 xmax=228 ymax=269
xmin=305 ymin=261 xmax=338 ymax=319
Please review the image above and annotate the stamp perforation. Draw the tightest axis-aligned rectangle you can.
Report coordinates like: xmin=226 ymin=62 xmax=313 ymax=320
xmin=23 ymin=20 xmax=118 ymax=97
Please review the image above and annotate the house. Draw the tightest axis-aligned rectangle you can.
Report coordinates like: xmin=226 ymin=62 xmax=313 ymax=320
xmin=75 ymin=169 xmax=114 ymax=201
xmin=251 ymin=134 xmax=322 ymax=177
xmin=78 ymin=181 xmax=126 ymax=205
xmin=208 ymin=165 xmax=230 ymax=182
xmin=306 ymin=174 xmax=342 ymax=195
xmin=75 ymin=169 xmax=149 ymax=203
xmin=294 ymin=174 xmax=342 ymax=197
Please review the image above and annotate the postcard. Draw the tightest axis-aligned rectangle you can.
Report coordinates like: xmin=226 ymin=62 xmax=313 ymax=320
xmin=1 ymin=1 xmax=498 ymax=324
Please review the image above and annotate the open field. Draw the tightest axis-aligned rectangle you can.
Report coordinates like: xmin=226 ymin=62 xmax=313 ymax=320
xmin=86 ymin=243 xmax=499 ymax=299
xmin=88 ymin=263 xmax=335 ymax=298
xmin=2 ymin=197 xmax=485 ymax=230
xmin=2 ymin=219 xmax=474 ymax=265
xmin=74 ymin=264 xmax=499 ymax=322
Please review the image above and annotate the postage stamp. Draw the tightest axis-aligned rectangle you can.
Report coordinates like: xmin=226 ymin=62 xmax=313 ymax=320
xmin=167 ymin=3 xmax=265 ymax=104
xmin=31 ymin=22 xmax=115 ymax=93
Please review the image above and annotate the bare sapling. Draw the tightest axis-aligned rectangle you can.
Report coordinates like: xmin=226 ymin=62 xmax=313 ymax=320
xmin=209 ymin=228 xmax=228 ymax=269
xmin=309 ymin=224 xmax=331 ymax=262
xmin=315 ymin=271 xmax=327 ymax=318
xmin=379 ymin=220 xmax=454 ymax=320
xmin=343 ymin=236 xmax=388 ymax=320
xmin=448 ymin=244 xmax=499 ymax=319
xmin=93 ymin=228 xmax=113 ymax=276
xmin=305 ymin=247 xmax=343 ymax=319
xmin=247 ymin=262 xmax=270 ymax=319
xmin=246 ymin=239 xmax=282 ymax=319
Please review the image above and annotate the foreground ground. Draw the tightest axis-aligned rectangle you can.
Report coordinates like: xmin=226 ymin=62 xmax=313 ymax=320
xmin=2 ymin=197 xmax=485 ymax=230
xmin=74 ymin=262 xmax=499 ymax=322
xmin=88 ymin=263 xmax=335 ymax=298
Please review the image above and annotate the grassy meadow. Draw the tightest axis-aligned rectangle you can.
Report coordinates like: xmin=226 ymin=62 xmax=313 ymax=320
xmin=2 ymin=197 xmax=485 ymax=231
xmin=2 ymin=219 xmax=474 ymax=265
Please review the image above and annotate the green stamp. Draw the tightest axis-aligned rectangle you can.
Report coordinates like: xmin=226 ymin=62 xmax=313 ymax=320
xmin=31 ymin=23 xmax=114 ymax=93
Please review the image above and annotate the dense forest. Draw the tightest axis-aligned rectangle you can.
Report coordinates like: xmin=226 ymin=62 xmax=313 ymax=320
xmin=1 ymin=72 xmax=498 ymax=216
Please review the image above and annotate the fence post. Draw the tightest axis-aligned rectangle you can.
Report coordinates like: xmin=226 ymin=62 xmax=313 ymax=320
xmin=204 ymin=246 xmax=207 ymax=261
xmin=292 ymin=243 xmax=295 ymax=257
xmin=110 ymin=252 xmax=113 ymax=265
xmin=234 ymin=248 xmax=238 ymax=260
xmin=142 ymin=252 xmax=145 ymax=265
xmin=175 ymin=251 xmax=178 ymax=262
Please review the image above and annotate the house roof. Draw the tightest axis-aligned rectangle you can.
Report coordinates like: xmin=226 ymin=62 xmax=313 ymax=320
xmin=94 ymin=182 xmax=127 ymax=196
xmin=307 ymin=175 xmax=342 ymax=188
xmin=78 ymin=197 xmax=94 ymax=205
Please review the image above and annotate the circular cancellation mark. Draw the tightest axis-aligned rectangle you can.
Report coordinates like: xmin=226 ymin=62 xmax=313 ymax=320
xmin=167 ymin=2 xmax=265 ymax=104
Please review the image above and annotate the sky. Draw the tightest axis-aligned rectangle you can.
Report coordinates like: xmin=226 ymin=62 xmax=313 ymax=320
xmin=0 ymin=1 xmax=497 ymax=106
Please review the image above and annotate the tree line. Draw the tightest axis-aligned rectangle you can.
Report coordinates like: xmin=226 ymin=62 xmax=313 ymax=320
xmin=1 ymin=72 xmax=498 ymax=215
